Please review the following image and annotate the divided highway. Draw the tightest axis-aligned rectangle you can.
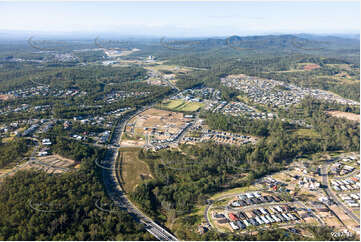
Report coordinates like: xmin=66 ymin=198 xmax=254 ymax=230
xmin=101 ymin=106 xmax=178 ymax=241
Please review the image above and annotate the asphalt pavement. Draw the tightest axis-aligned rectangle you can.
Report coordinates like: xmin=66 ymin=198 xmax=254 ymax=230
xmin=321 ymin=162 xmax=360 ymax=225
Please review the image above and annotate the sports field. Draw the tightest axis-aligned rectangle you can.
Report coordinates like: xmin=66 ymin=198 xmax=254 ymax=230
xmin=161 ymin=100 xmax=204 ymax=112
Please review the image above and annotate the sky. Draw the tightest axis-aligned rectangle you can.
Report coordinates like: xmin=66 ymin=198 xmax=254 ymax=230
xmin=0 ymin=1 xmax=360 ymax=37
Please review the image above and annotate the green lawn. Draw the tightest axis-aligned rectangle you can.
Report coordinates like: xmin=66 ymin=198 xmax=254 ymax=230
xmin=161 ymin=100 xmax=185 ymax=109
xmin=161 ymin=100 xmax=204 ymax=112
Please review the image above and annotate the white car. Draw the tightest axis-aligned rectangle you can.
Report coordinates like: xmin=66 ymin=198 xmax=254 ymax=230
xmin=229 ymin=222 xmax=239 ymax=230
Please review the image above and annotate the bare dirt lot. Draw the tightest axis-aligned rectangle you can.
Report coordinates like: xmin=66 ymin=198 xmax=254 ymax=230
xmin=327 ymin=111 xmax=359 ymax=122
xmin=0 ymin=94 xmax=13 ymax=101
xmin=24 ymin=154 xmax=76 ymax=174
xmin=123 ymin=108 xmax=191 ymax=144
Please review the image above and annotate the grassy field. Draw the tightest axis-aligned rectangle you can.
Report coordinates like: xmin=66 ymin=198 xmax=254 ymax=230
xmin=293 ymin=129 xmax=320 ymax=138
xmin=120 ymin=148 xmax=153 ymax=193
xmin=160 ymin=100 xmax=204 ymax=112
xmin=162 ymin=100 xmax=184 ymax=109
xmin=209 ymin=184 xmax=261 ymax=200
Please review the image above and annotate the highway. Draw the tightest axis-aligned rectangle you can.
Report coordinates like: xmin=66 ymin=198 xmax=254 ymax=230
xmin=100 ymin=106 xmax=178 ymax=241
xmin=321 ymin=162 xmax=360 ymax=226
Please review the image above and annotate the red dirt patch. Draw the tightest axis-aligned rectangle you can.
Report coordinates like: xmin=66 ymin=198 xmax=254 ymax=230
xmin=303 ymin=64 xmax=320 ymax=70
xmin=0 ymin=94 xmax=13 ymax=101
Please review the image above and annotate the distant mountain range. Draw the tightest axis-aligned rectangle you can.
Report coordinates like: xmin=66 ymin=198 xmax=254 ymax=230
xmin=159 ymin=34 xmax=359 ymax=52
xmin=0 ymin=30 xmax=359 ymax=42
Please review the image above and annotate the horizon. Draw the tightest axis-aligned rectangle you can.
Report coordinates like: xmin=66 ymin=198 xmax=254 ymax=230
xmin=0 ymin=1 xmax=360 ymax=38
xmin=0 ymin=30 xmax=360 ymax=41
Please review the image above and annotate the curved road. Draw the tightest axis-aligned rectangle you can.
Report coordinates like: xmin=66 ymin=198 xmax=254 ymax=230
xmin=101 ymin=106 xmax=178 ymax=241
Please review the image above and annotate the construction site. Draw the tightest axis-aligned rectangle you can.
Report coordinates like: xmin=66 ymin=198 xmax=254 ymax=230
xmin=121 ymin=108 xmax=193 ymax=148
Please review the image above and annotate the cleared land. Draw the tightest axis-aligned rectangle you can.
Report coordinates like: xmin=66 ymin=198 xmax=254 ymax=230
xmin=301 ymin=63 xmax=321 ymax=70
xmin=22 ymin=154 xmax=76 ymax=174
xmin=0 ymin=94 xmax=13 ymax=100
xmin=144 ymin=64 xmax=194 ymax=73
xmin=120 ymin=148 xmax=153 ymax=193
xmin=327 ymin=111 xmax=359 ymax=122
xmin=122 ymin=108 xmax=192 ymax=145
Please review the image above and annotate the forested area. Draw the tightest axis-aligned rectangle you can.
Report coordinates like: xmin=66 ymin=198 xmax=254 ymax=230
xmin=204 ymin=113 xmax=291 ymax=136
xmin=0 ymin=65 xmax=147 ymax=91
xmin=293 ymin=99 xmax=360 ymax=152
xmin=0 ymin=138 xmax=33 ymax=169
xmin=50 ymin=136 xmax=96 ymax=162
xmin=204 ymin=112 xmax=330 ymax=163
xmin=0 ymin=144 xmax=152 ymax=240
xmin=131 ymin=142 xmax=285 ymax=239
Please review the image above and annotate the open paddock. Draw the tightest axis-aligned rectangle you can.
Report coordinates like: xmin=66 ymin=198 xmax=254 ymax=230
xmin=327 ymin=111 xmax=359 ymax=122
